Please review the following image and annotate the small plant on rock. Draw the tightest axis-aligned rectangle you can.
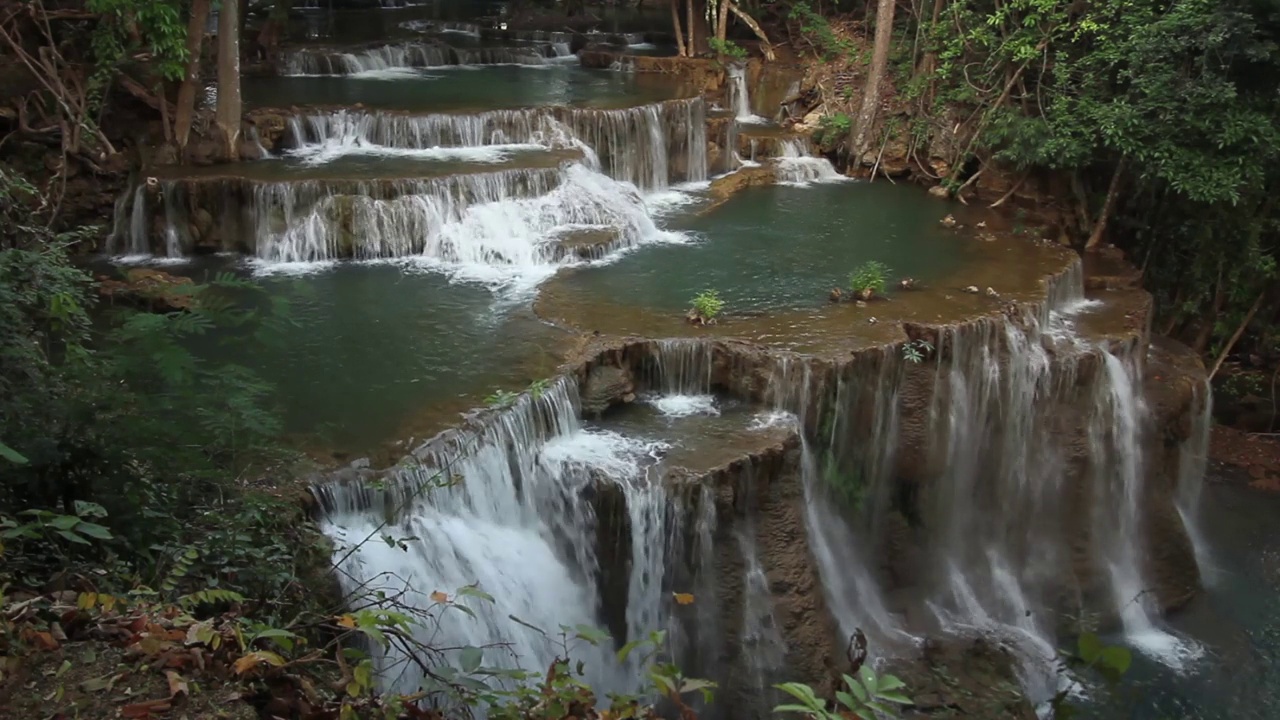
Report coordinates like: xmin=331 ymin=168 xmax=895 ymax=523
xmin=485 ymin=389 xmax=519 ymax=408
xmin=775 ymin=665 xmax=911 ymax=720
xmin=688 ymin=290 xmax=725 ymax=325
xmin=902 ymin=339 xmax=934 ymax=364
xmin=527 ymin=378 xmax=550 ymax=400
xmin=849 ymin=261 xmax=890 ymax=300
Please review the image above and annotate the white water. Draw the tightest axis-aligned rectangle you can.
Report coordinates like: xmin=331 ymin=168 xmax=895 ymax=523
xmin=774 ymin=139 xmax=846 ymax=186
xmin=649 ymin=394 xmax=719 ymax=418
xmin=319 ymin=381 xmax=678 ymax=697
xmin=727 ymin=64 xmax=766 ymax=124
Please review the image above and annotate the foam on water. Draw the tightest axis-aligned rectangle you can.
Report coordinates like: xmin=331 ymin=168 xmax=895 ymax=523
xmin=647 ymin=394 xmax=720 ymax=418
xmin=775 ymin=139 xmax=847 ymax=186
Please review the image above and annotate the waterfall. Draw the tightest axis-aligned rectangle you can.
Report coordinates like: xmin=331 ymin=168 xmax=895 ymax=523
xmin=317 ymin=380 xmax=649 ymax=697
xmin=1176 ymin=379 xmax=1214 ymax=584
xmin=1095 ymin=354 xmax=1204 ymax=670
xmin=284 ymin=99 xmax=709 ymax=191
xmin=282 ymin=42 xmax=554 ymax=75
xmin=774 ymin=139 xmax=844 ymax=185
xmin=726 ymin=64 xmax=761 ymax=123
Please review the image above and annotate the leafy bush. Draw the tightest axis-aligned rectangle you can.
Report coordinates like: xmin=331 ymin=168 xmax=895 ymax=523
xmin=902 ymin=339 xmax=934 ymax=364
xmin=690 ymin=289 xmax=726 ymax=323
xmin=0 ymin=170 xmax=319 ymax=614
xmin=814 ymin=113 xmax=853 ymax=151
xmin=710 ymin=37 xmax=748 ymax=60
xmin=776 ymin=666 xmax=911 ymax=720
xmin=849 ymin=261 xmax=890 ymax=298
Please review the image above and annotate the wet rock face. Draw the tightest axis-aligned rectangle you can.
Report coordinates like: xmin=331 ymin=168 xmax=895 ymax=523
xmin=580 ymin=364 xmax=637 ymax=417
xmin=97 ymin=268 xmax=195 ymax=313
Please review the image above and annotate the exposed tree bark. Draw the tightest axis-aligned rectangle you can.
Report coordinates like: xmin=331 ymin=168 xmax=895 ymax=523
xmin=851 ymin=0 xmax=897 ymax=159
xmin=716 ymin=0 xmax=729 ymax=44
xmin=215 ymin=0 xmax=243 ymax=162
xmin=685 ymin=0 xmax=695 ymax=56
xmin=726 ymin=3 xmax=774 ymax=60
xmin=1209 ymin=290 xmax=1267 ymax=381
xmin=175 ymin=0 xmax=211 ymax=151
xmin=670 ymin=0 xmax=686 ymax=57
xmin=1085 ymin=157 xmax=1126 ymax=250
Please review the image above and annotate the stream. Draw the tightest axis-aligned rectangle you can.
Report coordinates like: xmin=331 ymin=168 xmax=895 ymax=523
xmin=103 ymin=3 xmax=1278 ymax=717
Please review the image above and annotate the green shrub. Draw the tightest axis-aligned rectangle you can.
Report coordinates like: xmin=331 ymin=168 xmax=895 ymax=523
xmin=849 ymin=261 xmax=890 ymax=298
xmin=690 ymin=289 xmax=726 ymax=323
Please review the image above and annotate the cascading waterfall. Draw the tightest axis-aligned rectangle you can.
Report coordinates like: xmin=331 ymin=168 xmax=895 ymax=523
xmin=314 ymin=376 xmax=728 ymax=702
xmin=283 ymin=99 xmax=709 ymax=191
xmin=1176 ymin=380 xmax=1214 ymax=584
xmin=282 ymin=41 xmax=555 ymax=75
xmin=234 ymin=163 xmax=673 ymax=267
xmin=1095 ymin=354 xmax=1204 ymax=670
xmin=726 ymin=64 xmax=761 ymax=123
xmin=774 ymin=139 xmax=844 ymax=185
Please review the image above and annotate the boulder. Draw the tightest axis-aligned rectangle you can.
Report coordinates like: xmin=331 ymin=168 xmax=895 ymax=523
xmin=97 ymin=268 xmax=195 ymax=313
xmin=580 ymin=364 xmax=636 ymax=417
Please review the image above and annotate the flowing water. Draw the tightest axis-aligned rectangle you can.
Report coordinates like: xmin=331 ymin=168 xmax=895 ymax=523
xmin=104 ymin=6 xmax=1267 ymax=716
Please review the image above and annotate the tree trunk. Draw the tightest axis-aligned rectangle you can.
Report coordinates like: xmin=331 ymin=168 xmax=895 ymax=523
xmin=671 ymin=0 xmax=687 ymax=56
xmin=670 ymin=0 xmax=687 ymax=56
xmin=1208 ymin=290 xmax=1266 ymax=381
xmin=175 ymin=0 xmax=211 ymax=151
xmin=685 ymin=0 xmax=695 ymax=56
xmin=726 ymin=3 xmax=774 ymax=60
xmin=215 ymin=0 xmax=242 ymax=162
xmin=716 ymin=0 xmax=729 ymax=44
xmin=850 ymin=0 xmax=896 ymax=160
xmin=1085 ymin=157 xmax=1126 ymax=250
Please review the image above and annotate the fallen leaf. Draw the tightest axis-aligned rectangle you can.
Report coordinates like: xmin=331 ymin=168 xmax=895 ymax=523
xmin=672 ymin=593 xmax=695 ymax=606
xmin=233 ymin=650 xmax=286 ymax=675
xmin=165 ymin=670 xmax=188 ymax=699
xmin=120 ymin=699 xmax=171 ymax=718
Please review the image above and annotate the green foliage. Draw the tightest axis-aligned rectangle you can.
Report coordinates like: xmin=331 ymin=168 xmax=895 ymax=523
xmin=485 ymin=389 xmax=519 ymax=408
xmin=775 ymin=666 xmax=911 ymax=720
xmin=848 ymin=261 xmax=890 ymax=296
xmin=1050 ymin=632 xmax=1133 ymax=717
xmin=691 ymin=289 xmax=726 ymax=322
xmin=814 ymin=113 xmax=853 ymax=152
xmin=902 ymin=339 xmax=934 ymax=364
xmin=925 ymin=0 xmax=1279 ymax=348
xmin=527 ymin=378 xmax=551 ymax=400
xmin=788 ymin=1 xmax=858 ymax=60
xmin=0 ymin=171 xmax=316 ymax=617
xmin=710 ymin=37 xmax=748 ymax=60
xmin=86 ymin=0 xmax=189 ymax=82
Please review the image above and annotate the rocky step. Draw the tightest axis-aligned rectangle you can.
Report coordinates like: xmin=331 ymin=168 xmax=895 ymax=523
xmin=547 ymin=227 xmax=624 ymax=263
xmin=150 ymin=146 xmax=583 ymax=184
xmin=278 ymin=40 xmax=566 ymax=76
xmin=128 ymin=165 xmax=570 ymax=256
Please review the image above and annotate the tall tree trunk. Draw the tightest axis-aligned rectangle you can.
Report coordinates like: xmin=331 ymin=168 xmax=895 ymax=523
xmin=716 ymin=0 xmax=729 ymax=44
xmin=175 ymin=0 xmax=211 ymax=152
xmin=670 ymin=0 xmax=687 ymax=56
xmin=216 ymin=0 xmax=242 ymax=162
xmin=851 ymin=0 xmax=896 ymax=161
xmin=685 ymin=0 xmax=695 ymax=56
xmin=1085 ymin=157 xmax=1126 ymax=250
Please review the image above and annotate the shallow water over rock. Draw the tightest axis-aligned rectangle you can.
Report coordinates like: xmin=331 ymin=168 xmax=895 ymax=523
xmin=106 ymin=15 xmax=1259 ymax=716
